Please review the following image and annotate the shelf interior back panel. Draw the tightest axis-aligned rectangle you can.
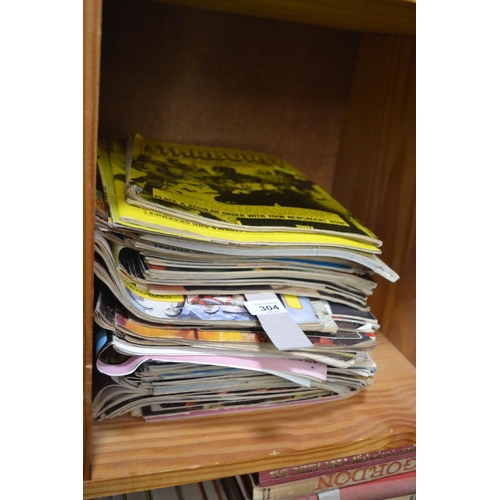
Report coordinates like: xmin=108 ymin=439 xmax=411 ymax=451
xmin=98 ymin=0 xmax=362 ymax=191
xmin=84 ymin=334 xmax=415 ymax=498
xmin=142 ymin=0 xmax=416 ymax=34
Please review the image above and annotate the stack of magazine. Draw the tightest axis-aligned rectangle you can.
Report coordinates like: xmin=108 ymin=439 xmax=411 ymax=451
xmin=91 ymin=134 xmax=399 ymax=422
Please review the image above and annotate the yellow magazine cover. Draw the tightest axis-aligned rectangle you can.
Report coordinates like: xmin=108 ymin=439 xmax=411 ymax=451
xmin=125 ymin=134 xmax=380 ymax=245
xmin=96 ymin=140 xmax=400 ymax=282
xmin=98 ymin=140 xmax=381 ymax=253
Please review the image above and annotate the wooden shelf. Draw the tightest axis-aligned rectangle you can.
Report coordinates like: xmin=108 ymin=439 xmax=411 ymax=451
xmin=83 ymin=334 xmax=415 ymax=498
xmin=151 ymin=0 xmax=416 ymax=34
xmin=83 ymin=0 xmax=416 ymax=496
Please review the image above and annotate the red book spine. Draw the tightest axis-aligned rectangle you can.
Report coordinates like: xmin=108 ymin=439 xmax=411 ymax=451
xmin=289 ymin=470 xmax=416 ymax=500
xmin=258 ymin=444 xmax=416 ymax=486
xmin=251 ymin=457 xmax=416 ymax=500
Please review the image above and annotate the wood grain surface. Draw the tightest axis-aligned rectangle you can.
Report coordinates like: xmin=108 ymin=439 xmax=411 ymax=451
xmin=84 ymin=334 xmax=415 ymax=498
xmin=83 ymin=0 xmax=102 ymax=481
xmin=149 ymin=0 xmax=416 ymax=34
xmin=333 ymin=33 xmax=416 ymax=365
xmin=97 ymin=0 xmax=360 ymax=192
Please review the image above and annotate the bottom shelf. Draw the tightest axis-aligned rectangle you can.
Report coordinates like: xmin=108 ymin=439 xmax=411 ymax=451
xmin=84 ymin=333 xmax=416 ymax=499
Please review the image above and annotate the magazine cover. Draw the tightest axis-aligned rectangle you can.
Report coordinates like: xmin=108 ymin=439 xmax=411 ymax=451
xmin=125 ymin=134 xmax=381 ymax=244
xmin=96 ymin=140 xmax=402 ymax=284
xmin=98 ymin=139 xmax=383 ymax=253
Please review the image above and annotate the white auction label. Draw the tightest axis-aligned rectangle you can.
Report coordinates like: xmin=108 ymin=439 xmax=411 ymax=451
xmin=244 ymin=298 xmax=287 ymax=316
xmin=244 ymin=292 xmax=313 ymax=351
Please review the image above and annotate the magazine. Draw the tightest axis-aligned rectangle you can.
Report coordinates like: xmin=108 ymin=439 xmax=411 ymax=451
xmin=97 ymin=140 xmax=395 ymax=258
xmin=124 ymin=134 xmax=381 ymax=244
xmin=115 ymin=242 xmax=375 ymax=310
xmin=136 ymin=252 xmax=376 ymax=293
xmin=93 ymin=286 xmax=377 ymax=352
xmin=103 ymin=332 xmax=377 ymax=368
xmin=95 ymin=231 xmax=340 ymax=331
xmin=92 ymin=371 xmax=361 ymax=422
xmin=96 ymin=138 xmax=399 ymax=283
xmin=124 ymin=230 xmax=399 ymax=283
xmin=91 ymin=353 xmax=373 ymax=422
xmin=91 ymin=137 xmax=395 ymax=424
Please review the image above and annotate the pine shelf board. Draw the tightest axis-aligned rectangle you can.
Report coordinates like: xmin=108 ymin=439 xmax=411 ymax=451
xmin=83 ymin=333 xmax=415 ymax=498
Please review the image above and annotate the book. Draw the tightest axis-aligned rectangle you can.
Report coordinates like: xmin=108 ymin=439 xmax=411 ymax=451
xmin=286 ymin=471 xmax=416 ymax=499
xmin=148 ymin=486 xmax=182 ymax=500
xmin=95 ymin=473 xmax=415 ymax=500
xmin=126 ymin=492 xmax=151 ymax=500
xmin=177 ymin=482 xmax=206 ymax=499
xmin=258 ymin=444 xmax=416 ymax=486
xmin=125 ymin=133 xmax=380 ymax=244
xmin=237 ymin=456 xmax=416 ymax=500
xmin=221 ymin=476 xmax=246 ymax=499
xmin=202 ymin=480 xmax=227 ymax=500
xmin=213 ymin=479 xmax=231 ymax=500
xmin=384 ymin=496 xmax=416 ymax=500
